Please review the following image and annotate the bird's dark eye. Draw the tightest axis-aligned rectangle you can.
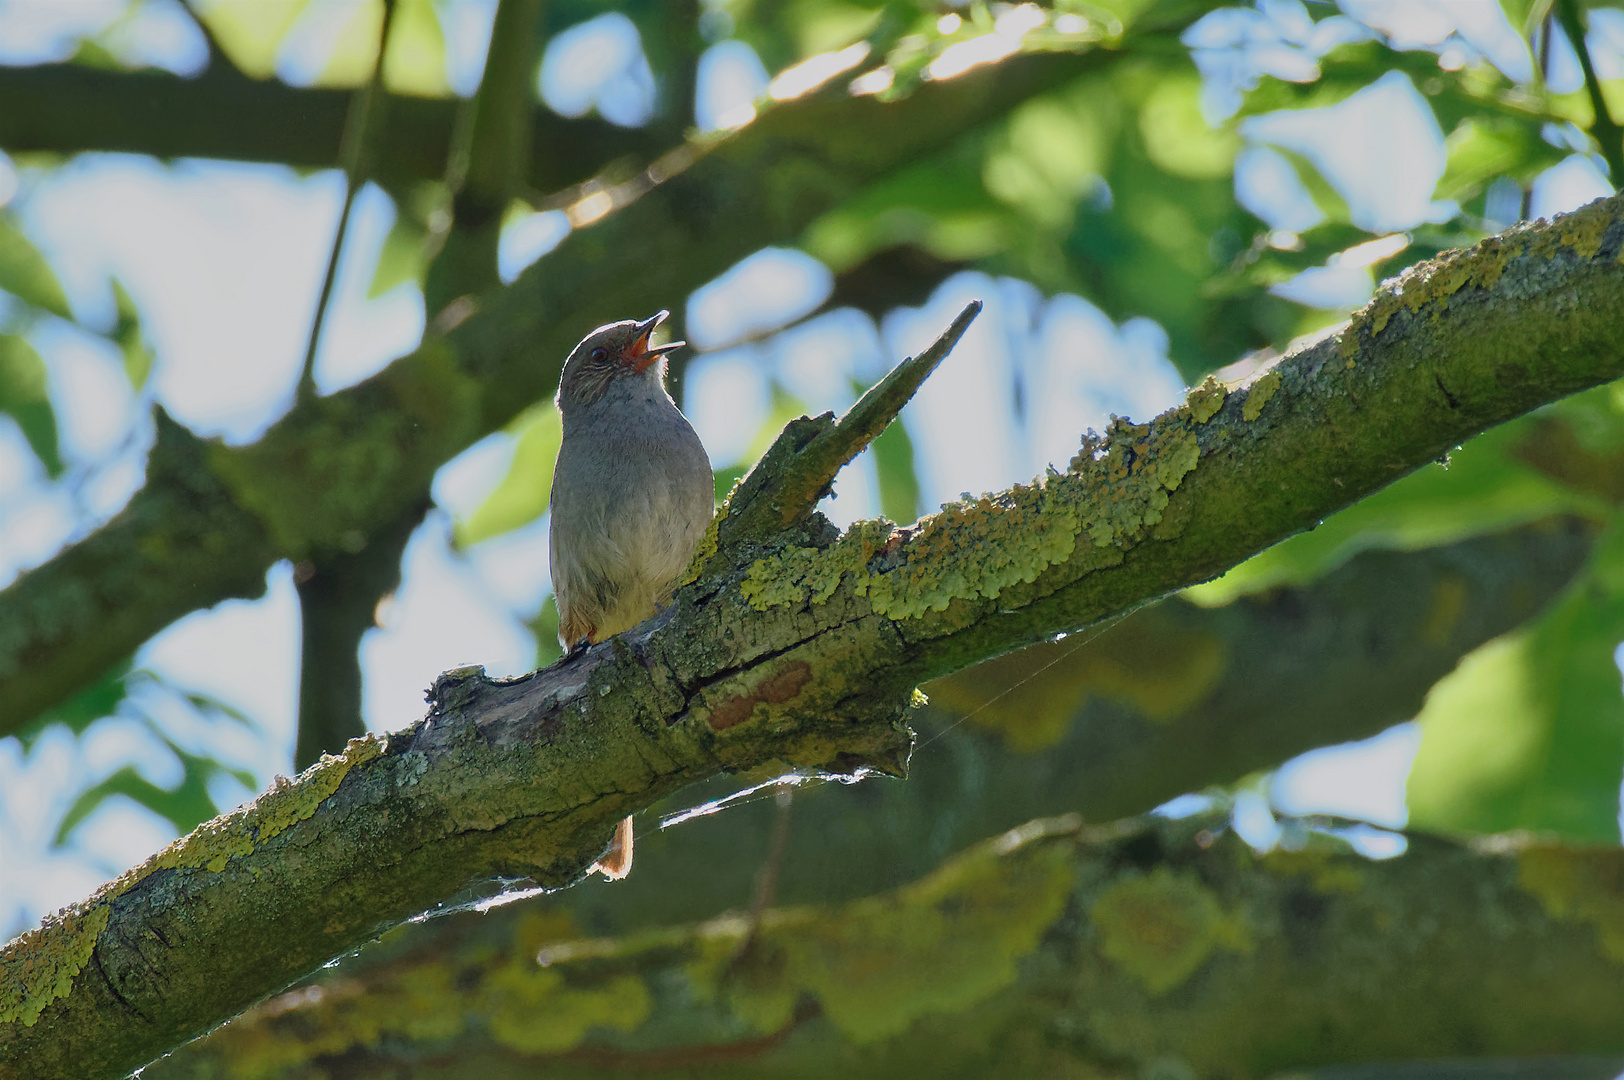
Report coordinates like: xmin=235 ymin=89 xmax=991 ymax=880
xmin=590 ymin=347 xmax=608 ymax=362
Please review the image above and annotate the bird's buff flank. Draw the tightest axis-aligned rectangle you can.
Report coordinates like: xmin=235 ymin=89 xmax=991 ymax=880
xmin=549 ymin=311 xmax=715 ymax=878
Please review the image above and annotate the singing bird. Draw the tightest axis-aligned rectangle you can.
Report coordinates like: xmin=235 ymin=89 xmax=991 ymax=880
xmin=549 ymin=310 xmax=715 ymax=878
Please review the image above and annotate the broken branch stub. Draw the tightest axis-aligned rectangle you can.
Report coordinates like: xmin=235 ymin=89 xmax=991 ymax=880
xmin=713 ymin=301 xmax=982 ymax=550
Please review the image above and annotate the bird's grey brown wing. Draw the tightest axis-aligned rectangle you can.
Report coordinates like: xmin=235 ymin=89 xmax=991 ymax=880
xmin=549 ymin=440 xmax=618 ymax=645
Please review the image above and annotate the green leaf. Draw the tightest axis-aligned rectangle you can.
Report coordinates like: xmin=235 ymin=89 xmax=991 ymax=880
xmin=1265 ymin=145 xmax=1355 ymax=226
xmin=803 ymin=138 xmax=1018 ymax=272
xmin=453 ymin=403 xmax=563 ymax=547
xmin=869 ymin=399 xmax=920 ymax=524
xmin=1138 ymin=71 xmax=1240 ymax=181
xmin=381 ymin=0 xmax=448 ymax=97
xmin=193 ymin=0 xmax=314 ymax=80
xmin=1203 ymin=222 xmax=1373 ymax=297
xmin=1500 ymin=0 xmax=1549 ymax=36
xmin=0 ymin=215 xmax=72 ymax=319
xmin=1407 ymin=513 xmax=1624 ymax=842
xmin=1063 ymin=70 xmax=1273 ymax=376
xmin=110 ymin=278 xmax=154 ymax=389
xmin=54 ymin=730 xmax=258 ymax=845
xmin=1189 ymin=416 xmax=1601 ymax=604
xmin=17 ymin=661 xmax=136 ymax=748
xmin=531 ymin=593 xmax=562 ymax=668
xmin=184 ymin=692 xmax=254 ymax=727
xmin=725 ymin=0 xmax=888 ymax=73
xmin=984 ymin=90 xmax=1113 ymax=229
xmin=369 ymin=210 xmax=427 ymax=298
xmin=1436 ymin=115 xmax=1565 ymax=204
xmin=0 ymin=333 xmax=63 ymax=476
xmin=1237 ymin=40 xmax=1551 ymax=139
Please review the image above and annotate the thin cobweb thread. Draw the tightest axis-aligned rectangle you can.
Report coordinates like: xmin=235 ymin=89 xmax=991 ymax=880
xmin=653 ymin=615 xmax=1126 ymax=833
xmin=913 ymin=613 xmax=1126 ymax=755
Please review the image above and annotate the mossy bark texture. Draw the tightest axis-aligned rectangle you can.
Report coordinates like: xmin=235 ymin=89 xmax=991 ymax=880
xmin=0 ymin=39 xmax=1131 ymax=736
xmin=142 ymin=815 xmax=1624 ymax=1080
xmin=4 ymin=192 xmax=1624 ymax=1077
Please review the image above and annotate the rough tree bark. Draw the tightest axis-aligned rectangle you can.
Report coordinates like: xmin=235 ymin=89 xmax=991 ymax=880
xmin=142 ymin=814 xmax=1624 ymax=1080
xmin=118 ymin=517 xmax=1604 ymax=1079
xmin=4 ymin=192 xmax=1624 ymax=1078
xmin=0 ymin=33 xmax=1151 ymax=736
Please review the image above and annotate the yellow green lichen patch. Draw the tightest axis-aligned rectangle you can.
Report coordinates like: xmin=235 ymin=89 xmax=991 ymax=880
xmin=116 ymin=734 xmax=385 ymax=889
xmin=0 ymin=735 xmax=385 ymax=1033
xmin=1185 ymin=376 xmax=1227 ymax=423
xmin=688 ymin=920 xmax=801 ymax=1034
xmin=1516 ymin=847 xmax=1624 ymax=963
xmin=686 ymin=819 xmax=1077 ymax=1043
xmin=1155 ymin=428 xmax=1200 ymax=488
xmin=679 ymin=509 xmax=722 ymax=586
xmin=214 ymin=966 xmax=465 ymax=1080
xmin=481 ymin=961 xmax=650 ymax=1054
xmin=1241 ymin=370 xmax=1282 ymax=423
xmin=866 ymin=485 xmax=1077 ymax=619
xmin=743 ymin=412 xmax=1205 ymax=622
xmin=1338 ymin=200 xmax=1617 ymax=361
xmin=1091 ymin=866 xmax=1251 ymax=994
xmin=0 ymin=902 xmax=109 ymax=1026
xmin=1062 ymin=419 xmax=1201 ymax=549
xmin=209 ymin=910 xmax=654 ymax=1074
xmin=740 ymin=519 xmax=889 ymax=609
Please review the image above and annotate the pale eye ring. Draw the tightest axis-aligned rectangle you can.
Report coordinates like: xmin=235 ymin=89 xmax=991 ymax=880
xmin=590 ymin=346 xmax=608 ymax=362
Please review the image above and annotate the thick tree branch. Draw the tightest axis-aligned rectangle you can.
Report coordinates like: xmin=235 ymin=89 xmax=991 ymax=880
xmin=143 ymin=814 xmax=1624 ymax=1078
xmin=0 ymin=33 xmax=1149 ymax=734
xmin=77 ymin=518 xmax=1583 ymax=1079
xmin=922 ymin=515 xmax=1598 ymax=823
xmin=293 ymin=499 xmax=427 ymax=769
xmin=5 ymin=193 xmax=1624 ymax=1074
xmin=0 ymin=60 xmax=651 ymax=196
xmin=123 ymin=516 xmax=1595 ymax=1073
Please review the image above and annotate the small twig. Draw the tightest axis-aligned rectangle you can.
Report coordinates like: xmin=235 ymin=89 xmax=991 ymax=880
xmin=1555 ymin=0 xmax=1624 ymax=186
xmin=297 ymin=0 xmax=399 ymax=404
xmin=718 ymin=300 xmax=980 ymax=543
xmin=724 ymin=784 xmax=794 ymax=973
xmin=778 ymin=298 xmax=982 ymax=521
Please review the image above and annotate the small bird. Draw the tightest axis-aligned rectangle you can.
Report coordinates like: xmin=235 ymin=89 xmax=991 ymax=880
xmin=549 ymin=310 xmax=714 ymax=879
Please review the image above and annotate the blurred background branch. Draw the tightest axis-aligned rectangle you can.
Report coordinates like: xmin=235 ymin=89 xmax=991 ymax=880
xmin=6 ymin=0 xmax=1624 ymax=1075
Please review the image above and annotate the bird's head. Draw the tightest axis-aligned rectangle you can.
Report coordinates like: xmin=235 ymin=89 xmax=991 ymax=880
xmin=556 ymin=310 xmax=685 ymax=411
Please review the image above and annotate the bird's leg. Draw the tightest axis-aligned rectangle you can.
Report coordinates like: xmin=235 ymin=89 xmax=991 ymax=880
xmin=591 ymin=816 xmax=635 ymax=880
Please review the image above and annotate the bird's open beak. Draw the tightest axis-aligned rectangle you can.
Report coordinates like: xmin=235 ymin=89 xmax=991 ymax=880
xmin=627 ymin=310 xmax=685 ymax=373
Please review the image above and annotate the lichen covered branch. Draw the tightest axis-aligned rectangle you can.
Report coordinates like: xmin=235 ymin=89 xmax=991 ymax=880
xmin=5 ymin=193 xmax=1624 ymax=1078
xmin=144 ymin=814 xmax=1624 ymax=1079
xmin=738 ymin=299 xmax=983 ymax=534
xmin=0 ymin=43 xmax=1121 ymax=738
